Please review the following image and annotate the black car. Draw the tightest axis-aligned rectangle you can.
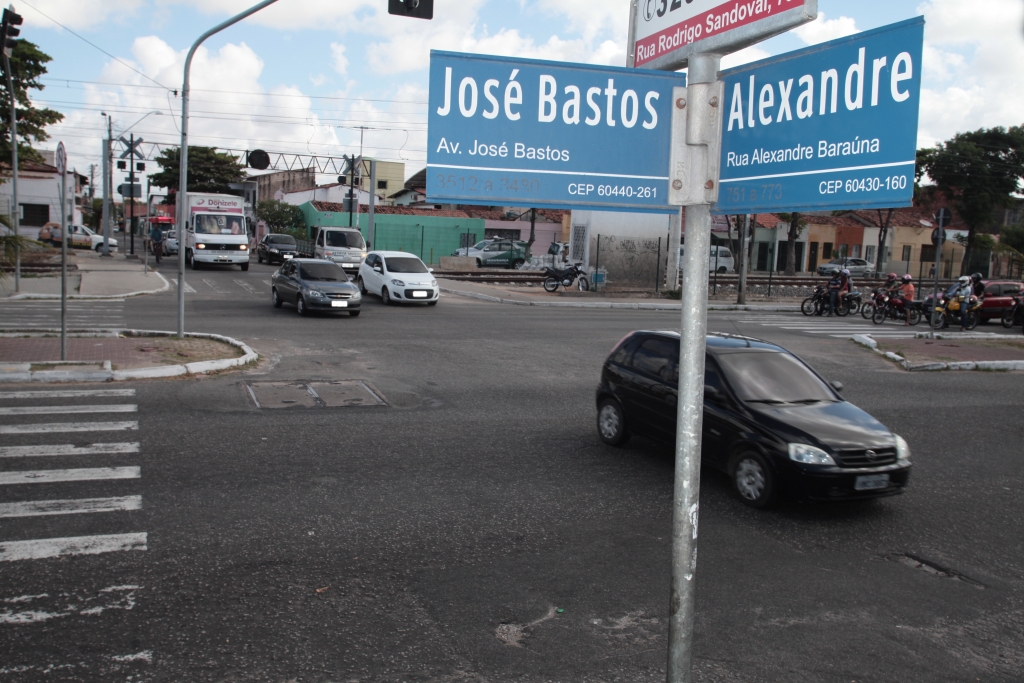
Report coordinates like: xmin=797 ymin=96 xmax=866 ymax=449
xmin=257 ymin=233 xmax=298 ymax=265
xmin=595 ymin=331 xmax=911 ymax=508
xmin=271 ymin=259 xmax=361 ymax=317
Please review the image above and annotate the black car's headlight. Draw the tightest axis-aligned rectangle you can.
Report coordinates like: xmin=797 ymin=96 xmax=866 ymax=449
xmin=788 ymin=443 xmax=836 ymax=465
xmin=270 ymin=248 xmax=279 ymax=253
xmin=894 ymin=435 xmax=911 ymax=460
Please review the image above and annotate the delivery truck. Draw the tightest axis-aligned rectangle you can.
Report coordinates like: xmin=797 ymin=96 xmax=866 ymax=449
xmin=184 ymin=193 xmax=250 ymax=270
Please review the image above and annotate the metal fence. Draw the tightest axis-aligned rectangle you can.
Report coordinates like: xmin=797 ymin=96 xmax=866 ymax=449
xmin=591 ymin=234 xmax=666 ymax=290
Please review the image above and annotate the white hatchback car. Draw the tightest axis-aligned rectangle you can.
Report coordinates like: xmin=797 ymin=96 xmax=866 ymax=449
xmin=358 ymin=251 xmax=439 ymax=306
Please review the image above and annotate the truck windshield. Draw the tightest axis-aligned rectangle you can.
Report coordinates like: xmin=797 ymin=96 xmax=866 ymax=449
xmin=385 ymin=257 xmax=429 ymax=274
xmin=323 ymin=231 xmax=365 ymax=249
xmin=299 ymin=263 xmax=348 ymax=281
xmin=195 ymin=214 xmax=245 ymax=235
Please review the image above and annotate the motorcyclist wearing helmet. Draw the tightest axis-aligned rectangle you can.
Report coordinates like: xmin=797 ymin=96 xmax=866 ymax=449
xmin=970 ymin=272 xmax=985 ymax=299
xmin=884 ymin=272 xmax=900 ymax=295
xmin=898 ymin=274 xmax=915 ymax=326
xmin=826 ymin=269 xmax=843 ymax=316
xmin=955 ymin=275 xmax=972 ymax=331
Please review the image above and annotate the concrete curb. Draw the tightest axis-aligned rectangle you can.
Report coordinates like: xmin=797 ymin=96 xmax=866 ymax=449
xmin=439 ymin=287 xmax=801 ymax=311
xmin=852 ymin=333 xmax=1024 ymax=372
xmin=0 ymin=328 xmax=257 ymax=383
xmin=6 ymin=272 xmax=170 ymax=300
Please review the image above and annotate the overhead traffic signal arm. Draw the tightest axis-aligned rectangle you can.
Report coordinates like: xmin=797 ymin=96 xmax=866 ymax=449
xmin=388 ymin=0 xmax=432 ymax=20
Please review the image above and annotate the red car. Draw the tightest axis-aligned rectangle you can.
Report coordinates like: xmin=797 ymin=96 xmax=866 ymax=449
xmin=979 ymin=280 xmax=1023 ymax=322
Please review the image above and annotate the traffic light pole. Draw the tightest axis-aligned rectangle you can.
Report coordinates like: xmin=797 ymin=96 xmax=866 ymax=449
xmin=3 ymin=51 xmax=18 ymax=292
xmin=129 ymin=132 xmax=135 ymax=255
xmin=176 ymin=0 xmax=280 ymax=338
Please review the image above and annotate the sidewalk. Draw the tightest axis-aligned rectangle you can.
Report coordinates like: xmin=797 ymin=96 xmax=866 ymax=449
xmin=1 ymin=249 xmax=169 ymax=299
xmin=437 ymin=278 xmax=801 ymax=311
xmin=853 ymin=333 xmax=1024 ymax=371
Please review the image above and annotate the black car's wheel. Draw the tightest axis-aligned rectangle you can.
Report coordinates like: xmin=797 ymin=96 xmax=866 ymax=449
xmin=596 ymin=399 xmax=629 ymax=446
xmin=731 ymin=452 xmax=775 ymax=508
xmin=296 ymin=295 xmax=308 ymax=316
xmin=800 ymin=297 xmax=816 ymax=316
xmin=357 ymin=277 xmax=367 ymax=295
xmin=349 ymin=310 xmax=360 ymax=317
xmin=272 ymin=288 xmax=282 ymax=308
xmin=1002 ymin=308 xmax=1016 ymax=328
xmin=543 ymin=277 xmax=559 ymax=293
xmin=381 ymin=287 xmax=392 ymax=305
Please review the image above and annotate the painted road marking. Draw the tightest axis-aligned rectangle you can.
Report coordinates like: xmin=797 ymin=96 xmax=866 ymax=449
xmin=0 ymin=467 xmax=140 ymax=486
xmin=202 ymin=279 xmax=231 ymax=295
xmin=0 ymin=496 xmax=142 ymax=519
xmin=0 ymin=404 xmax=137 ymax=416
xmin=170 ymin=278 xmax=197 ymax=293
xmin=0 ymin=421 xmax=138 ymax=435
xmin=0 ymin=442 xmax=141 ymax=458
xmin=262 ymin=279 xmax=272 ymax=286
xmin=0 ymin=389 xmax=135 ymax=400
xmin=0 ymin=533 xmax=148 ymax=562
xmin=234 ymin=279 xmax=259 ymax=295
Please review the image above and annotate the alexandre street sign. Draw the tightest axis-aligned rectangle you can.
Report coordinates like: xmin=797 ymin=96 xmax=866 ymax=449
xmin=631 ymin=0 xmax=817 ymax=70
xmin=713 ymin=17 xmax=924 ymax=214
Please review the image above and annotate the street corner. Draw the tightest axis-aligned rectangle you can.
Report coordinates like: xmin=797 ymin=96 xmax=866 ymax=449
xmin=853 ymin=333 xmax=1024 ymax=372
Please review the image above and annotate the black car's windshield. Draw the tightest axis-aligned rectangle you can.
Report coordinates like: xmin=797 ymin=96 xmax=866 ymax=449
xmin=323 ymin=231 xmax=365 ymax=249
xmin=299 ymin=263 xmax=348 ymax=281
xmin=269 ymin=235 xmax=296 ymax=245
xmin=385 ymin=257 xmax=429 ymax=274
xmin=718 ymin=351 xmax=837 ymax=404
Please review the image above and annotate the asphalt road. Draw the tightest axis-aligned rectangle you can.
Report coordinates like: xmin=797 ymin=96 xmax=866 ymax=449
xmin=1 ymin=259 xmax=1022 ymax=682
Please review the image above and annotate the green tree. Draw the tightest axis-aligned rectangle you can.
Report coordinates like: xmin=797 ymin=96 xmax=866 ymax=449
xmin=916 ymin=126 xmax=1024 ymax=275
xmin=150 ymin=146 xmax=246 ymax=197
xmin=0 ymin=40 xmax=64 ymax=166
xmin=254 ymin=199 xmax=305 ymax=238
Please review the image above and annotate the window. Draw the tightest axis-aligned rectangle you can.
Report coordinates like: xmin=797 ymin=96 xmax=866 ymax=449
xmin=920 ymin=245 xmax=937 ymax=263
xmin=718 ymin=351 xmax=837 ymax=404
xmin=377 ymin=180 xmax=388 ymax=190
xmin=384 ymin=257 xmax=429 ymax=273
xmin=20 ymin=204 xmax=49 ymax=227
xmin=324 ymin=231 xmax=365 ymax=249
xmin=901 ymin=245 xmax=912 ymax=261
xmin=1003 ymin=284 xmax=1021 ymax=296
xmin=268 ymin=235 xmax=296 ymax=245
xmin=852 ymin=244 xmax=861 ymax=258
xmin=630 ymin=337 xmax=677 ymax=380
xmin=822 ymin=242 xmax=833 ymax=259
xmin=865 ymin=245 xmax=876 ymax=263
xmin=299 ymin=262 xmax=347 ymax=282
xmin=704 ymin=360 xmax=725 ymax=398
xmin=985 ymin=284 xmax=1001 ymax=296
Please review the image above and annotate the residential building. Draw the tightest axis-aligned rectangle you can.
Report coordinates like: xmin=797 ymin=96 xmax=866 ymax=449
xmin=340 ymin=158 xmax=404 ymax=203
xmin=0 ymin=154 xmax=88 ymax=235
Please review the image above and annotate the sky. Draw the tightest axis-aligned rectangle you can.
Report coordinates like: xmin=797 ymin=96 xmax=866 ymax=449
xmin=15 ymin=0 xmax=1024 ymax=198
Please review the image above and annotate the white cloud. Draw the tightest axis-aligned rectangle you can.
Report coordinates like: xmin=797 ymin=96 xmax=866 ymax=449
xmin=156 ymin=0 xmax=378 ymax=31
xmin=792 ymin=12 xmax=859 ymax=45
xmin=720 ymin=45 xmax=771 ymax=70
xmin=330 ymin=43 xmax=349 ymax=76
xmin=916 ymin=0 xmax=1024 ymax=146
xmin=309 ymin=73 xmax=328 ymax=87
xmin=21 ymin=0 xmax=143 ymax=31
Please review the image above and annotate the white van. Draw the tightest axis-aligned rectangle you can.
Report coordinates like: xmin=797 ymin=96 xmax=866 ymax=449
xmin=678 ymin=245 xmax=735 ymax=273
xmin=312 ymin=227 xmax=367 ymax=274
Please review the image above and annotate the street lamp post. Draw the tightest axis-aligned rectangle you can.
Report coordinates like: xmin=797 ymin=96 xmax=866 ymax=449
xmin=177 ymin=0 xmax=280 ymax=339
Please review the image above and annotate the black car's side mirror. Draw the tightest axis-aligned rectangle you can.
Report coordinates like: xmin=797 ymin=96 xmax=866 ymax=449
xmin=830 ymin=380 xmax=844 ymax=393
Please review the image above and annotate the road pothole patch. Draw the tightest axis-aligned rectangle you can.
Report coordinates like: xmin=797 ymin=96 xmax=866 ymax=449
xmin=494 ymin=606 xmax=559 ymax=647
xmin=888 ymin=554 xmax=985 ymax=589
xmin=246 ymin=380 xmax=387 ymax=409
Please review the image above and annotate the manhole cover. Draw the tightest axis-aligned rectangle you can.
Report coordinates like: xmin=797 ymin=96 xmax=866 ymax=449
xmin=246 ymin=381 xmax=387 ymax=409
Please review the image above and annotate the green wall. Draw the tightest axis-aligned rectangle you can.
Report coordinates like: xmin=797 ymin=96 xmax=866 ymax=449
xmin=299 ymin=203 xmax=486 ymax=264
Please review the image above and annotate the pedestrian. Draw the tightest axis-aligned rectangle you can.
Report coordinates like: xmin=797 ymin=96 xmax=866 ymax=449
xmin=955 ymin=275 xmax=972 ymax=331
xmin=149 ymin=222 xmax=164 ymax=265
xmin=928 ymin=263 xmax=935 ymax=279
xmin=898 ymin=274 xmax=915 ymax=326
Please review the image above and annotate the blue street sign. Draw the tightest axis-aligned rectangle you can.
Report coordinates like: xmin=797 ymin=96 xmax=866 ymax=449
xmin=713 ymin=17 xmax=924 ymax=214
xmin=426 ymin=51 xmax=686 ymax=213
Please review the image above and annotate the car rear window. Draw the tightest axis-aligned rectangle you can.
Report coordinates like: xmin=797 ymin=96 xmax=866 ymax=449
xmin=630 ymin=337 xmax=676 ymax=380
xmin=299 ymin=263 xmax=348 ymax=281
xmin=717 ymin=351 xmax=836 ymax=404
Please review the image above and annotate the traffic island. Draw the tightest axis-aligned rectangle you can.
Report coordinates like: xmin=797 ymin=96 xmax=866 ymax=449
xmin=0 ymin=330 xmax=257 ymax=382
xmin=852 ymin=333 xmax=1024 ymax=371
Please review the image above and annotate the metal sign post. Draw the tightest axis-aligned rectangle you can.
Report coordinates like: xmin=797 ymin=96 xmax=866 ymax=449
xmin=55 ymin=142 xmax=67 ymax=360
xmin=929 ymin=207 xmax=950 ymax=338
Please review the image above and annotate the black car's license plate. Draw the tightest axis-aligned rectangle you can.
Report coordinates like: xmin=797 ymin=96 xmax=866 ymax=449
xmin=854 ymin=474 xmax=890 ymax=491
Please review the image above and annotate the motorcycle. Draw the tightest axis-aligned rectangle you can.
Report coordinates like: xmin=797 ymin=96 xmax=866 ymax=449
xmin=931 ymin=292 xmax=982 ymax=330
xmin=800 ymin=285 xmax=828 ymax=316
xmin=1000 ymin=296 xmax=1022 ymax=328
xmin=542 ymin=263 xmax=590 ymax=292
xmin=841 ymin=290 xmax=862 ymax=316
xmin=871 ymin=293 xmax=922 ymax=325
xmin=861 ymin=288 xmax=885 ymax=320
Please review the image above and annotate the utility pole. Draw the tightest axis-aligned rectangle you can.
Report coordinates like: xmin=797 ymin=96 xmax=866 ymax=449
xmin=2 ymin=5 xmax=23 ymax=292
xmin=128 ymin=132 xmax=135 ymax=255
xmin=101 ymin=114 xmax=112 ymax=257
xmin=177 ymin=0 xmax=281 ymax=339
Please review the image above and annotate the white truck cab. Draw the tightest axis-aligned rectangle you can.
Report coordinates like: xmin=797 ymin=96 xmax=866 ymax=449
xmin=313 ymin=227 xmax=366 ymax=273
xmin=185 ymin=193 xmax=250 ymax=271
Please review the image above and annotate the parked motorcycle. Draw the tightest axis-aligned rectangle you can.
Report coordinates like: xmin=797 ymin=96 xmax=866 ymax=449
xmin=1001 ymin=296 xmax=1022 ymax=328
xmin=871 ymin=293 xmax=922 ymax=325
xmin=931 ymin=292 xmax=982 ymax=330
xmin=542 ymin=263 xmax=590 ymax=292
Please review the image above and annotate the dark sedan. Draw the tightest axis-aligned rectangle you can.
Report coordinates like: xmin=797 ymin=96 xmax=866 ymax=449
xmin=595 ymin=331 xmax=911 ymax=508
xmin=271 ymin=259 xmax=361 ymax=317
xmin=257 ymin=233 xmax=299 ymax=265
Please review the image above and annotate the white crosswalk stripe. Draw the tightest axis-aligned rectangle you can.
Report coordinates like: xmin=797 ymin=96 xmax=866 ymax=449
xmin=0 ymin=421 xmax=138 ymax=434
xmin=0 ymin=389 xmax=136 ymax=400
xmin=735 ymin=314 xmax=920 ymax=338
xmin=0 ymin=404 xmax=137 ymax=416
xmin=0 ymin=533 xmax=147 ymax=562
xmin=234 ymin=278 xmax=259 ymax=295
xmin=0 ymin=467 xmax=140 ymax=485
xmin=0 ymin=301 xmax=125 ymax=329
xmin=0 ymin=495 xmax=142 ymax=518
xmin=202 ymin=278 xmax=231 ymax=295
xmin=169 ymin=278 xmax=196 ymax=293
xmin=0 ymin=442 xmax=140 ymax=458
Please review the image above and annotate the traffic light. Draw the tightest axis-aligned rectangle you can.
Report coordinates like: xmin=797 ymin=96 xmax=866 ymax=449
xmin=388 ymin=0 xmax=432 ymax=20
xmin=1 ymin=7 xmax=22 ymax=58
